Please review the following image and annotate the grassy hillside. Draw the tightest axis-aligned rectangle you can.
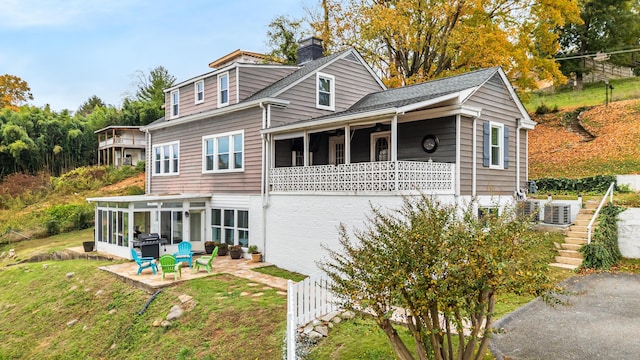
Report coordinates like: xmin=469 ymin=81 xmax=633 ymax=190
xmin=528 ymin=98 xmax=640 ymax=179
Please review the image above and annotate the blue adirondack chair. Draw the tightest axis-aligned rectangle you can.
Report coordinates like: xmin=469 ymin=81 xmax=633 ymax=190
xmin=193 ymin=246 xmax=218 ymax=274
xmin=131 ymin=248 xmax=157 ymax=275
xmin=173 ymin=241 xmax=194 ymax=267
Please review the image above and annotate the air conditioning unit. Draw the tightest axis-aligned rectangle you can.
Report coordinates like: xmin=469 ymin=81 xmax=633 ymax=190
xmin=519 ymin=200 xmax=540 ymax=221
xmin=544 ymin=203 xmax=571 ymax=225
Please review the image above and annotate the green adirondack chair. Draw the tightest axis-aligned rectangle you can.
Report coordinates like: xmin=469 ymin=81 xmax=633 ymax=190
xmin=159 ymin=254 xmax=181 ymax=280
xmin=193 ymin=246 xmax=218 ymax=274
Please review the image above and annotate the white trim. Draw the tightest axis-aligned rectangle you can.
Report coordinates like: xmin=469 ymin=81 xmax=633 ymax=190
xmin=455 ymin=115 xmax=461 ymax=196
xmin=194 ymin=80 xmax=204 ymax=104
xmin=152 ymin=141 xmax=180 ymax=176
xmin=202 ymin=129 xmax=245 ymax=173
xmin=316 ymin=72 xmax=335 ymax=111
xmin=170 ymin=89 xmax=179 ymax=118
xmin=236 ymin=67 xmax=240 ymax=106
xmin=370 ymin=131 xmax=390 ymax=162
xmin=143 ymin=98 xmax=289 ymax=131
xmin=489 ymin=121 xmax=504 ymax=169
xmin=218 ymin=72 xmax=230 ymax=107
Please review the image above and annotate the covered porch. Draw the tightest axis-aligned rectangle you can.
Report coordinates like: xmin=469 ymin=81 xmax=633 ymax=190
xmin=263 ymin=103 xmax=481 ymax=195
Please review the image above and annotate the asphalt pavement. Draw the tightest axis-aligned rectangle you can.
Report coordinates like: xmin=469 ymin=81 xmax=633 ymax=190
xmin=490 ymin=273 xmax=640 ymax=360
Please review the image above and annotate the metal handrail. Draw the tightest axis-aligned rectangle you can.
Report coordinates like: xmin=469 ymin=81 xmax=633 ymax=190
xmin=587 ymin=182 xmax=615 ymax=244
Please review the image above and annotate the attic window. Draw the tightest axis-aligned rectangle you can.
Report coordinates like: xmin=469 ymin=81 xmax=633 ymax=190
xmin=170 ymin=90 xmax=179 ymax=118
xmin=218 ymin=72 xmax=229 ymax=107
xmin=316 ymin=72 xmax=335 ymax=111
xmin=195 ymin=80 xmax=204 ymax=104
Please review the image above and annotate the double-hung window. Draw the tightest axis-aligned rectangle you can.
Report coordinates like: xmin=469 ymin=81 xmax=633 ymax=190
xmin=153 ymin=141 xmax=179 ymax=175
xmin=203 ymin=131 xmax=244 ymax=172
xmin=195 ymin=80 xmax=204 ymax=104
xmin=218 ymin=72 xmax=229 ymax=107
xmin=211 ymin=208 xmax=249 ymax=247
xmin=170 ymin=90 xmax=179 ymax=118
xmin=316 ymin=72 xmax=335 ymax=111
xmin=483 ymin=121 xmax=508 ymax=169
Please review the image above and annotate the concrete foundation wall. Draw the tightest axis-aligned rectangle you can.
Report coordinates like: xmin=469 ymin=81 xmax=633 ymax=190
xmin=618 ymin=208 xmax=640 ymax=258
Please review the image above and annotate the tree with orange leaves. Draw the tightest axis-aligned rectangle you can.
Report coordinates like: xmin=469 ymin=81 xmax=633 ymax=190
xmin=0 ymin=74 xmax=34 ymax=111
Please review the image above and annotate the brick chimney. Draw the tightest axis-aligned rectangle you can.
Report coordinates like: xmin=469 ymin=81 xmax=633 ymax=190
xmin=297 ymin=37 xmax=324 ymax=65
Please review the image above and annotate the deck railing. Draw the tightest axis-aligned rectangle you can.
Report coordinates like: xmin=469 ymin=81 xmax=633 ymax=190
xmin=270 ymin=160 xmax=455 ymax=194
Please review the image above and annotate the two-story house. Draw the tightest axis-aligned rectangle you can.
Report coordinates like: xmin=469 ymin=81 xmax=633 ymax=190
xmin=88 ymin=38 xmax=535 ymax=275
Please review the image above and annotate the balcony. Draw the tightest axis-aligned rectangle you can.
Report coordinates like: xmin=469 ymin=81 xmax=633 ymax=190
xmin=269 ymin=161 xmax=455 ymax=194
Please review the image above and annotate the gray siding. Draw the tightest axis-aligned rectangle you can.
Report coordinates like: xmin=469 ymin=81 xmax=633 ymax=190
xmin=458 ymin=116 xmax=474 ymax=195
xmin=271 ymin=58 xmax=385 ymax=125
xmin=238 ymin=66 xmax=296 ymax=101
xmin=164 ymin=70 xmax=240 ymax=119
xmin=397 ymin=117 xmax=456 ymax=162
xmin=465 ymin=73 xmax=523 ymax=196
xmin=150 ymin=107 xmax=263 ymax=194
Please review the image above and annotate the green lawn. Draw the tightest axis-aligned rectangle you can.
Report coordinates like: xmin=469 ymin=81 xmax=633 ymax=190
xmin=524 ymin=76 xmax=640 ymax=112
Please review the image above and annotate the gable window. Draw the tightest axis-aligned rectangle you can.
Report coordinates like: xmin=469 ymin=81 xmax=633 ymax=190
xmin=483 ymin=121 xmax=509 ymax=169
xmin=316 ymin=72 xmax=335 ymax=111
xmin=195 ymin=80 xmax=204 ymax=104
xmin=170 ymin=90 xmax=179 ymax=118
xmin=218 ymin=72 xmax=229 ymax=107
xmin=153 ymin=141 xmax=179 ymax=175
xmin=203 ymin=130 xmax=244 ymax=173
xmin=211 ymin=208 xmax=249 ymax=247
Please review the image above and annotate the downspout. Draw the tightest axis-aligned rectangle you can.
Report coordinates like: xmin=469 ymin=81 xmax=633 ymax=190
xmin=455 ymin=115 xmax=461 ymax=198
xmin=260 ymin=102 xmax=268 ymax=262
xmin=471 ymin=111 xmax=482 ymax=197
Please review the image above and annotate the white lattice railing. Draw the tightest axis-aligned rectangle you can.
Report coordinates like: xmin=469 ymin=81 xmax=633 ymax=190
xmin=269 ymin=160 xmax=455 ymax=194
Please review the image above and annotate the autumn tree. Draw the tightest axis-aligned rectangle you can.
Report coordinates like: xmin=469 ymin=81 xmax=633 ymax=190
xmin=558 ymin=0 xmax=640 ymax=89
xmin=0 ymin=74 xmax=34 ymax=111
xmin=266 ymin=15 xmax=305 ymax=65
xmin=320 ymin=196 xmax=560 ymax=360
xmin=309 ymin=0 xmax=581 ymax=90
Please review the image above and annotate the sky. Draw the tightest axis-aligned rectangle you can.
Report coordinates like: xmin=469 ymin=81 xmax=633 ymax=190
xmin=0 ymin=0 xmax=312 ymax=112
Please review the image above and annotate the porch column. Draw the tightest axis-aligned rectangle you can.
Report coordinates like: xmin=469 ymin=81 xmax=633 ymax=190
xmin=391 ymin=115 xmax=398 ymax=161
xmin=303 ymin=130 xmax=309 ymax=166
xmin=345 ymin=125 xmax=351 ymax=164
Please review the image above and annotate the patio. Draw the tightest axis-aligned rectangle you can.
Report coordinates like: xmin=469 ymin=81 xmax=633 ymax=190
xmin=67 ymin=247 xmax=290 ymax=293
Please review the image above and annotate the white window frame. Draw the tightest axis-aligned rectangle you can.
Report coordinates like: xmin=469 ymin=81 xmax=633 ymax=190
xmin=170 ymin=90 xmax=179 ymax=118
xmin=152 ymin=141 xmax=180 ymax=176
xmin=211 ymin=208 xmax=249 ymax=247
xmin=316 ymin=72 xmax=335 ymax=111
xmin=370 ymin=131 xmax=391 ymax=162
xmin=202 ymin=130 xmax=244 ymax=173
xmin=194 ymin=80 xmax=204 ymax=104
xmin=218 ymin=72 xmax=229 ymax=107
xmin=489 ymin=122 xmax=504 ymax=169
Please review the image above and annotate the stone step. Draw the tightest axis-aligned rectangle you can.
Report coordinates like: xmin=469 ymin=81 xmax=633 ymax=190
xmin=561 ymin=243 xmax=583 ymax=251
xmin=558 ymin=249 xmax=582 ymax=259
xmin=555 ymin=256 xmax=582 ymax=266
xmin=567 ymin=230 xmax=588 ymax=238
xmin=550 ymin=262 xmax=578 ymax=270
xmin=575 ymin=213 xmax=595 ymax=221
xmin=572 ymin=219 xmax=591 ymax=226
xmin=565 ymin=237 xmax=588 ymax=245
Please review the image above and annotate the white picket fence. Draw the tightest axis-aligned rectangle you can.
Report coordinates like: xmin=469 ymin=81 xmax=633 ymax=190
xmin=286 ymin=272 xmax=340 ymax=360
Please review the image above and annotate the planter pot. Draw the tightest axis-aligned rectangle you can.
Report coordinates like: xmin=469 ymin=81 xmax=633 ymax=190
xmin=218 ymin=247 xmax=228 ymax=256
xmin=82 ymin=241 xmax=94 ymax=253
xmin=229 ymin=249 xmax=243 ymax=259
xmin=250 ymin=253 xmax=262 ymax=263
xmin=204 ymin=244 xmax=216 ymax=254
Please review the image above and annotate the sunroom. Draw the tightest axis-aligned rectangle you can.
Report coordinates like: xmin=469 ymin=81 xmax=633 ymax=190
xmin=263 ymin=98 xmax=483 ymax=196
xmin=86 ymin=194 xmax=210 ymax=259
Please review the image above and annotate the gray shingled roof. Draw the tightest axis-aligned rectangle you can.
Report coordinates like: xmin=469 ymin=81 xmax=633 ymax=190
xmin=243 ymin=48 xmax=354 ymax=102
xmin=343 ymin=67 xmax=500 ymax=114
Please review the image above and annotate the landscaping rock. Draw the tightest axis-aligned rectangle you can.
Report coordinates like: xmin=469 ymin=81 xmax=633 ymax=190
xmin=166 ymin=305 xmax=183 ymax=321
xmin=160 ymin=320 xmax=171 ymax=328
xmin=95 ymin=289 xmax=104 ymax=296
xmin=331 ymin=316 xmax=342 ymax=324
xmin=321 ymin=311 xmax=339 ymax=322
xmin=108 ymin=309 xmax=117 ymax=315
xmin=66 ymin=272 xmax=75 ymax=279
xmin=82 ymin=325 xmax=88 ymax=332
xmin=251 ymin=292 xmax=264 ymax=297
xmin=42 ymin=264 xmax=48 ymax=269
xmin=178 ymin=294 xmax=192 ymax=304
xmin=307 ymin=331 xmax=323 ymax=343
xmin=341 ymin=310 xmax=355 ymax=319
xmin=8 ymin=249 xmax=15 ymax=258
xmin=69 ymin=285 xmax=78 ymax=291
xmin=240 ymin=291 xmax=250 ymax=296
xmin=66 ymin=319 xmax=78 ymax=326
xmin=314 ymin=325 xmax=328 ymax=337
xmin=303 ymin=324 xmax=314 ymax=334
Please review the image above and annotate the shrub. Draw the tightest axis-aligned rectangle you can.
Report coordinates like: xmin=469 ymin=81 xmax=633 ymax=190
xmin=533 ymin=175 xmax=617 ymax=194
xmin=580 ymin=204 xmax=625 ymax=270
xmin=125 ymin=186 xmax=144 ymax=195
xmin=43 ymin=203 xmax=94 ymax=233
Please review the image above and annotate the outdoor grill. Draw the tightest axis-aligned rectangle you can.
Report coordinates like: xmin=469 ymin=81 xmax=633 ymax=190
xmin=132 ymin=233 xmax=168 ymax=259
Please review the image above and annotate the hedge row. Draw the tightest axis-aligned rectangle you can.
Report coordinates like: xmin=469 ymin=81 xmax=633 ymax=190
xmin=532 ymin=175 xmax=617 ymax=193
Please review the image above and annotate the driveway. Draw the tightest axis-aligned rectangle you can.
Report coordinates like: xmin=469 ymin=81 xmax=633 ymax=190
xmin=490 ymin=273 xmax=640 ymax=359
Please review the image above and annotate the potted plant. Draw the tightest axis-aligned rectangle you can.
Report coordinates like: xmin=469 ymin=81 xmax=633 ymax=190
xmin=217 ymin=242 xmax=229 ymax=256
xmin=82 ymin=241 xmax=94 ymax=252
xmin=248 ymin=245 xmax=262 ymax=262
xmin=204 ymin=241 xmax=216 ymax=254
xmin=229 ymin=244 xmax=243 ymax=259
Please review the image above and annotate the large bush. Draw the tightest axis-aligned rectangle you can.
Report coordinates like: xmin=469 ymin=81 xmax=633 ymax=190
xmin=533 ymin=175 xmax=617 ymax=194
xmin=580 ymin=204 xmax=625 ymax=270
xmin=43 ymin=203 xmax=94 ymax=235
